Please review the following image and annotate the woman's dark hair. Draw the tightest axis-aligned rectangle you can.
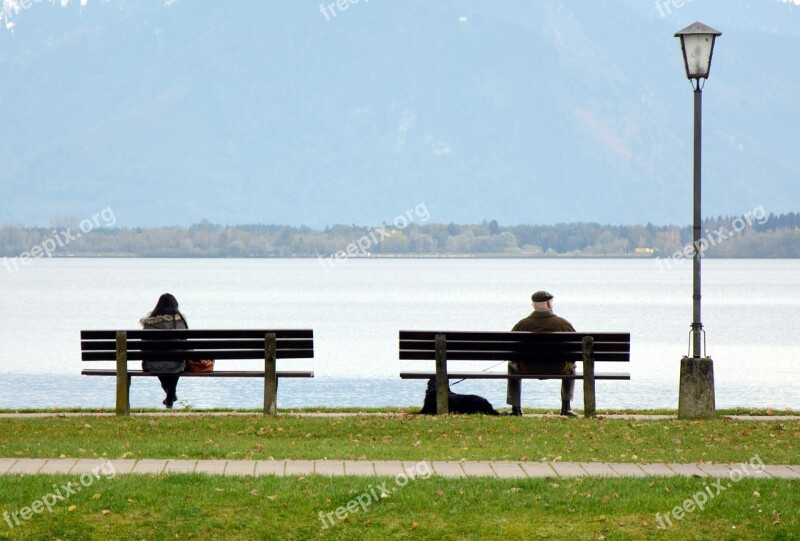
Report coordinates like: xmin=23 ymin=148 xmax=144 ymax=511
xmin=149 ymin=293 xmax=188 ymax=325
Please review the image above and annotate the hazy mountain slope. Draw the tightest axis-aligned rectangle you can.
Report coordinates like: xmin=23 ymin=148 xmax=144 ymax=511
xmin=1 ymin=0 xmax=798 ymax=227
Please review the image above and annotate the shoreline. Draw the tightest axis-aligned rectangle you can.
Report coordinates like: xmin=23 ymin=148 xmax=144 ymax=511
xmin=6 ymin=254 xmax=798 ymax=260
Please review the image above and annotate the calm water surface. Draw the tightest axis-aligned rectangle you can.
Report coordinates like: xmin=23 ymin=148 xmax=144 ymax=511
xmin=1 ymin=258 xmax=798 ymax=410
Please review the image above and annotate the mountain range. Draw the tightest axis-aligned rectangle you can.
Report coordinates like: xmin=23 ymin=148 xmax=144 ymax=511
xmin=1 ymin=0 xmax=799 ymax=228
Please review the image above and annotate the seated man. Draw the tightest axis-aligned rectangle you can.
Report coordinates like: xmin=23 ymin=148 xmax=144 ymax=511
xmin=507 ymin=290 xmax=577 ymax=417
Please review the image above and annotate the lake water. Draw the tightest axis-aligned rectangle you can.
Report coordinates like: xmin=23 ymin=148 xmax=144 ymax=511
xmin=1 ymin=258 xmax=798 ymax=411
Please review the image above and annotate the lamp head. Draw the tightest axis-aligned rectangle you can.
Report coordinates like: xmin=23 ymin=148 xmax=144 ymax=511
xmin=675 ymin=21 xmax=722 ymax=82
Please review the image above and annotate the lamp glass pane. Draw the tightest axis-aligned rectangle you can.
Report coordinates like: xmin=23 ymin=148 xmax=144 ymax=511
xmin=682 ymin=34 xmax=715 ymax=78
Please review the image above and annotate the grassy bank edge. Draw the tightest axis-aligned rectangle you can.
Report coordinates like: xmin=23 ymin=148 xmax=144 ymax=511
xmin=1 ymin=407 xmax=799 ymax=416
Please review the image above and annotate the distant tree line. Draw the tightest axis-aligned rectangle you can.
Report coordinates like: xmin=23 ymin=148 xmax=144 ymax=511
xmin=1 ymin=212 xmax=798 ymax=260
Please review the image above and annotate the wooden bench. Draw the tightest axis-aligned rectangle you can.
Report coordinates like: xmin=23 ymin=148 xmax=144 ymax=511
xmin=81 ymin=329 xmax=314 ymax=416
xmin=399 ymin=331 xmax=630 ymax=417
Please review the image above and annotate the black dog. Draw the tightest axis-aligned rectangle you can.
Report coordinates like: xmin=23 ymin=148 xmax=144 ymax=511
xmin=419 ymin=378 xmax=499 ymax=415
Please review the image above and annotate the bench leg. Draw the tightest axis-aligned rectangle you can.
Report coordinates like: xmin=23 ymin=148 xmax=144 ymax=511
xmin=115 ymin=331 xmax=130 ymax=416
xmin=582 ymin=336 xmax=596 ymax=418
xmin=264 ymin=332 xmax=278 ymax=416
xmin=435 ymin=334 xmax=449 ymax=415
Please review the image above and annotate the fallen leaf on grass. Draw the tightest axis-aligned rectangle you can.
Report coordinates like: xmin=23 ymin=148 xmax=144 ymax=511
xmin=67 ymin=505 xmax=77 ymax=512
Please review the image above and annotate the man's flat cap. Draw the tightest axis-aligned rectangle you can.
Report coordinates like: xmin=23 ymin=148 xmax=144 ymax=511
xmin=531 ymin=290 xmax=554 ymax=302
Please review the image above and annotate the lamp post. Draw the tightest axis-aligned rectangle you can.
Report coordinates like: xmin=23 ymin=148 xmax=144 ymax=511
xmin=674 ymin=22 xmax=721 ymax=419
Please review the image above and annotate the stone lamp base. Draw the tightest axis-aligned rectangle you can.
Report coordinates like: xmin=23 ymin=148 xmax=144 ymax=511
xmin=678 ymin=356 xmax=716 ymax=419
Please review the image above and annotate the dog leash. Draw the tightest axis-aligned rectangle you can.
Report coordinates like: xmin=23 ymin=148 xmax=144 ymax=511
xmin=449 ymin=360 xmax=507 ymax=387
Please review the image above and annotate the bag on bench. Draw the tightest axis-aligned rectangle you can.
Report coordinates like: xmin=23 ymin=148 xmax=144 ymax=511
xmin=186 ymin=359 xmax=215 ymax=373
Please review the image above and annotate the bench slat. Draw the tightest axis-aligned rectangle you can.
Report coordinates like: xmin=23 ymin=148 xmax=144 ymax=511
xmin=82 ymin=349 xmax=314 ymax=361
xmin=399 ymin=371 xmax=630 ymax=381
xmin=80 ymin=339 xmax=314 ymax=351
xmin=81 ymin=329 xmax=313 ymax=340
xmin=400 ymin=340 xmax=629 ymax=353
xmin=399 ymin=330 xmax=630 ymax=342
xmin=82 ymin=369 xmax=314 ymax=378
xmin=400 ymin=351 xmax=630 ymax=362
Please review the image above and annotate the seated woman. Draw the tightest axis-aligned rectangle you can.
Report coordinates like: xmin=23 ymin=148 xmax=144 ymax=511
xmin=140 ymin=293 xmax=188 ymax=409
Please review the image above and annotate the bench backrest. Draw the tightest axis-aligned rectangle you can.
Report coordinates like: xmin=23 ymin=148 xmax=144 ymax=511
xmin=399 ymin=331 xmax=630 ymax=363
xmin=81 ymin=329 xmax=314 ymax=362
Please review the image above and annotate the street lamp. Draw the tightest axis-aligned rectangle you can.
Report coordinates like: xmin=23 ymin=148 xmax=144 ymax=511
xmin=674 ymin=22 xmax=721 ymax=419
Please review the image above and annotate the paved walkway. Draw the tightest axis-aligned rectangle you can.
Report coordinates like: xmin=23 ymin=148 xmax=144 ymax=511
xmin=2 ymin=458 xmax=798 ymax=479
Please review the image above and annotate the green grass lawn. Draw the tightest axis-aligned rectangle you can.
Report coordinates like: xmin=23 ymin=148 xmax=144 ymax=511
xmin=1 ymin=414 xmax=799 ymax=464
xmin=2 ymin=412 xmax=799 ymax=540
xmin=0 ymin=474 xmax=797 ymax=540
